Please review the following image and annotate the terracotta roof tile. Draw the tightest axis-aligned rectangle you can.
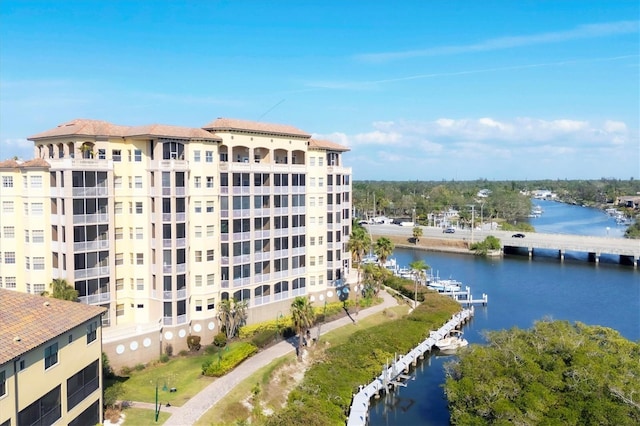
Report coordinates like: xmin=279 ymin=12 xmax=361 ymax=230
xmin=308 ymin=138 xmax=350 ymax=152
xmin=125 ymin=124 xmax=221 ymax=140
xmin=0 ymin=289 xmax=106 ymax=365
xmin=0 ymin=159 xmax=50 ymax=169
xmin=202 ymin=117 xmax=311 ymax=138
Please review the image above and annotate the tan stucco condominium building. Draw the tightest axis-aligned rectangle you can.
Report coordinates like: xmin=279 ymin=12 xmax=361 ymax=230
xmin=0 ymin=117 xmax=352 ymax=367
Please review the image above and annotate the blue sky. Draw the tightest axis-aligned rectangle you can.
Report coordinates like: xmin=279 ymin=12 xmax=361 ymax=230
xmin=1 ymin=1 xmax=638 ymax=180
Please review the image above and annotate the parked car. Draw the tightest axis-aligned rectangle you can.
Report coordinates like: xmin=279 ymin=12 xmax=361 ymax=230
xmin=512 ymin=233 xmax=525 ymax=238
xmin=443 ymin=228 xmax=456 ymax=234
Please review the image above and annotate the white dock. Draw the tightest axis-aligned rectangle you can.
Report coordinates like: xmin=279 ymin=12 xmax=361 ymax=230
xmin=439 ymin=286 xmax=488 ymax=306
xmin=346 ymin=307 xmax=474 ymax=426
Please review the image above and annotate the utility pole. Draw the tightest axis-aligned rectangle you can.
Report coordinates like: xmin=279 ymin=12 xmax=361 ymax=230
xmin=470 ymin=205 xmax=475 ymax=245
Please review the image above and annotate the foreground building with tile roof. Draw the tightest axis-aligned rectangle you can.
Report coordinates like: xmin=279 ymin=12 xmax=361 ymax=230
xmin=0 ymin=289 xmax=106 ymax=426
xmin=0 ymin=117 xmax=352 ymax=368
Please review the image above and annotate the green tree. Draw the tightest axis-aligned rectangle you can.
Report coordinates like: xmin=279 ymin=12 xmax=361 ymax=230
xmin=42 ymin=278 xmax=78 ymax=301
xmin=374 ymin=237 xmax=394 ymax=267
xmin=219 ymin=299 xmax=248 ymax=339
xmin=470 ymin=235 xmax=502 ymax=256
xmin=408 ymin=259 xmax=429 ymax=308
xmin=412 ymin=226 xmax=423 ymax=244
xmin=445 ymin=320 xmax=640 ymax=425
xmin=290 ymin=296 xmax=315 ymax=360
xmin=347 ymin=227 xmax=371 ymax=319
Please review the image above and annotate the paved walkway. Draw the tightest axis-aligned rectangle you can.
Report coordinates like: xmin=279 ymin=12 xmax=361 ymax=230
xmin=159 ymin=290 xmax=399 ymax=426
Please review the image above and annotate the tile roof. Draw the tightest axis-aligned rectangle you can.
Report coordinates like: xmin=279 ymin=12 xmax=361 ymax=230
xmin=28 ymin=119 xmax=220 ymax=141
xmin=202 ymin=117 xmax=311 ymax=138
xmin=125 ymin=124 xmax=221 ymax=140
xmin=308 ymin=138 xmax=350 ymax=152
xmin=0 ymin=159 xmax=50 ymax=169
xmin=0 ymin=289 xmax=106 ymax=365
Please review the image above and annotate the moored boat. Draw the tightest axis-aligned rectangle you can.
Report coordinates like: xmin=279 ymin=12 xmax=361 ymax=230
xmin=435 ymin=330 xmax=468 ymax=353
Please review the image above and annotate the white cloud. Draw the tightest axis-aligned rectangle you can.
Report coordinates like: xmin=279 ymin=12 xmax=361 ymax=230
xmin=2 ymin=138 xmax=31 ymax=149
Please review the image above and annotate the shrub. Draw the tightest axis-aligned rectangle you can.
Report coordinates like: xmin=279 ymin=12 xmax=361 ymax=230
xmin=251 ymin=329 xmax=277 ymax=348
xmin=213 ymin=332 xmax=227 ymax=348
xmin=187 ymin=335 xmax=202 ymax=351
xmin=102 ymin=352 xmax=114 ymax=379
xmin=159 ymin=353 xmax=170 ymax=363
xmin=134 ymin=363 xmax=145 ymax=371
xmin=165 ymin=343 xmax=173 ymax=356
xmin=119 ymin=366 xmax=132 ymax=376
xmin=103 ymin=382 xmax=124 ymax=408
xmin=202 ymin=342 xmax=258 ymax=377
xmin=178 ymin=349 xmax=189 ymax=356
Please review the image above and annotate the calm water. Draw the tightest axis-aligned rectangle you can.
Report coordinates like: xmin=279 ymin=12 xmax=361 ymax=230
xmin=369 ymin=202 xmax=639 ymax=426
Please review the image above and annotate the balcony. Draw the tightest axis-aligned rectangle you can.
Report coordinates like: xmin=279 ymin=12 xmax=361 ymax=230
xmin=79 ymin=292 xmax=111 ymax=305
xmin=221 ymin=256 xmax=229 ymax=265
xmin=232 ymin=209 xmax=251 ymax=218
xmin=177 ymin=288 xmax=187 ymax=299
xmin=232 ymin=187 xmax=251 ymax=195
xmin=233 ymin=277 xmax=251 ymax=287
xmin=254 ymin=251 xmax=270 ymax=261
xmin=253 ymin=295 xmax=271 ymax=306
xmin=292 ymin=287 xmax=307 ymax=297
xmin=274 ymin=291 xmax=290 ymax=301
xmin=159 ymin=159 xmax=188 ymax=170
xmin=163 ymin=317 xmax=173 ymax=326
xmin=73 ymin=239 xmax=109 ymax=252
xmin=73 ymin=213 xmax=109 ymax=225
xmin=163 ymin=291 xmax=172 ymax=300
xmin=177 ymin=314 xmax=188 ymax=325
xmin=74 ymin=266 xmax=110 ymax=279
xmin=72 ymin=187 xmax=109 ymax=197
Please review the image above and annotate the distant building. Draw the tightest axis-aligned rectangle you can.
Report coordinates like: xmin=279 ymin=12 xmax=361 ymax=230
xmin=0 ymin=289 xmax=106 ymax=426
xmin=476 ymin=189 xmax=491 ymax=198
xmin=616 ymin=196 xmax=640 ymax=209
xmin=532 ymin=190 xmax=556 ymax=199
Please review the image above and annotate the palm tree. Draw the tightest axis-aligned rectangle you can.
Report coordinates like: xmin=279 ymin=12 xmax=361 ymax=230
xmin=42 ymin=278 xmax=78 ymax=301
xmin=291 ymin=296 xmax=315 ymax=360
xmin=374 ymin=237 xmax=394 ymax=268
xmin=409 ymin=260 xmax=430 ymax=309
xmin=362 ymin=262 xmax=389 ymax=296
xmin=347 ymin=227 xmax=372 ymax=319
xmin=218 ymin=299 xmax=248 ymax=339
xmin=412 ymin=226 xmax=423 ymax=244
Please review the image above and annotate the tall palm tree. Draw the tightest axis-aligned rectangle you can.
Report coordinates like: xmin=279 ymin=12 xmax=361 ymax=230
xmin=374 ymin=237 xmax=394 ymax=267
xmin=347 ymin=227 xmax=371 ymax=319
xmin=409 ymin=259 xmax=430 ymax=309
xmin=291 ymin=296 xmax=315 ymax=360
xmin=219 ymin=299 xmax=248 ymax=339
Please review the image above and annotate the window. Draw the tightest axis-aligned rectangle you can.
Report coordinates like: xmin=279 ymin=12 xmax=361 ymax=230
xmin=2 ymin=201 xmax=13 ymax=213
xmin=194 ymin=226 xmax=202 ymax=238
xmin=135 ymin=227 xmax=143 ymax=239
xmin=134 ymin=149 xmax=142 ymax=161
xmin=207 ymin=298 xmax=215 ymax=310
xmin=194 ymin=150 xmax=201 ymax=162
xmin=2 ymin=176 xmax=13 ymax=187
xmin=26 ymin=257 xmax=31 ymax=270
xmin=136 ymin=253 xmax=144 ymax=265
xmin=4 ymin=252 xmax=15 ymax=264
xmin=34 ymin=257 xmax=45 ymax=270
xmin=319 ymin=157 xmax=323 ymax=166
xmin=116 ymin=304 xmax=124 ymax=316
xmin=114 ymin=176 xmax=122 ymax=189
xmin=207 ymin=273 xmax=215 ymax=286
xmin=136 ymin=279 xmax=144 ymax=290
xmin=112 ymin=150 xmax=122 ymax=161
xmin=134 ymin=176 xmax=143 ymax=188
xmin=34 ymin=283 xmax=45 ymax=294
xmin=86 ymin=321 xmax=98 ymax=343
xmin=25 ymin=230 xmax=29 ymax=242
xmin=31 ymin=203 xmax=44 ymax=215
xmin=3 ymin=226 xmax=14 ymax=238
xmin=114 ymin=202 xmax=123 ymax=214
xmin=207 ymin=249 xmax=214 ymax=261
xmin=310 ymin=157 xmax=316 ymax=166
xmin=195 ymin=251 xmax=202 ymax=262
xmin=319 ymin=177 xmax=324 ymax=187
xmin=30 ymin=176 xmax=43 ymax=188
xmin=195 ymin=300 xmax=202 ymax=312
xmin=0 ymin=370 xmax=5 ymax=397
xmin=18 ymin=384 xmax=61 ymax=426
xmin=45 ymin=342 xmax=58 ymax=369
xmin=207 ymin=225 xmax=214 ymax=237
xmin=195 ymin=275 xmax=202 ymax=287
xmin=115 ymin=253 xmax=123 ymax=266
xmin=136 ymin=202 xmax=143 ymax=214
xmin=115 ymin=228 xmax=123 ymax=240
xmin=32 ymin=229 xmax=44 ymax=242
xmin=67 ymin=360 xmax=98 ymax=410
xmin=310 ymin=177 xmax=316 ymax=187
xmin=194 ymin=201 xmax=202 ymax=213
xmin=206 ymin=176 xmax=213 ymax=188
xmin=98 ymin=149 xmax=106 ymax=160
xmin=116 ymin=279 xmax=124 ymax=291
xmin=5 ymin=277 xmax=16 ymax=289
xmin=205 ymin=151 xmax=213 ymax=162
xmin=206 ymin=201 xmax=214 ymax=213
xmin=310 ymin=237 xmax=316 ymax=246
xmin=194 ymin=176 xmax=201 ymax=188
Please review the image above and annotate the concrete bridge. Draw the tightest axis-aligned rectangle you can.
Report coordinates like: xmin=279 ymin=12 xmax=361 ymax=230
xmin=366 ymin=224 xmax=640 ymax=268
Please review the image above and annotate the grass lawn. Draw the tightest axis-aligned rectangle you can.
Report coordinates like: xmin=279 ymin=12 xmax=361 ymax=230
xmin=121 ymin=407 xmax=171 ymax=425
xmin=117 ymin=354 xmax=216 ymax=407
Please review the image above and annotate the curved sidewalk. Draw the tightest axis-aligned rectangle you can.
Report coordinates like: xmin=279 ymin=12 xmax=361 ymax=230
xmin=163 ymin=291 xmax=399 ymax=426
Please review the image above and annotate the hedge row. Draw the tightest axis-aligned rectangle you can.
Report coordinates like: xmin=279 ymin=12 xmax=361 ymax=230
xmin=201 ymin=342 xmax=258 ymax=377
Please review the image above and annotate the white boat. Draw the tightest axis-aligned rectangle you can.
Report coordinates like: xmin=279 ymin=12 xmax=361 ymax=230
xmin=435 ymin=330 xmax=468 ymax=352
xmin=428 ymin=279 xmax=462 ymax=293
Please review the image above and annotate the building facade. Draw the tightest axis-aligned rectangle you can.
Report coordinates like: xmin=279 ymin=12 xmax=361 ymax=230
xmin=0 ymin=289 xmax=106 ymax=426
xmin=0 ymin=117 xmax=352 ymax=367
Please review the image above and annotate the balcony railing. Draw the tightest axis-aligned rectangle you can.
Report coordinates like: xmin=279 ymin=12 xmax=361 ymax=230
xmin=253 ymin=295 xmax=271 ymax=306
xmin=163 ymin=317 xmax=173 ymax=326
xmin=254 ymin=251 xmax=270 ymax=261
xmin=177 ymin=288 xmax=187 ymax=299
xmin=67 ymin=376 xmax=99 ymax=410
xmin=233 ymin=277 xmax=251 ymax=287
xmin=79 ymin=292 xmax=110 ymax=305
xmin=274 ymin=290 xmax=290 ymax=301
xmin=292 ymin=287 xmax=307 ymax=297
xmin=73 ymin=239 xmax=109 ymax=252
xmin=73 ymin=213 xmax=109 ymax=225
xmin=75 ymin=266 xmax=110 ymax=280
xmin=163 ymin=291 xmax=172 ymax=300
xmin=72 ymin=187 xmax=108 ymax=197
xmin=176 ymin=314 xmax=188 ymax=325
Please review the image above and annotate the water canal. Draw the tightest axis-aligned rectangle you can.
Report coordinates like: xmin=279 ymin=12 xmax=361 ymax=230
xmin=368 ymin=201 xmax=639 ymax=425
